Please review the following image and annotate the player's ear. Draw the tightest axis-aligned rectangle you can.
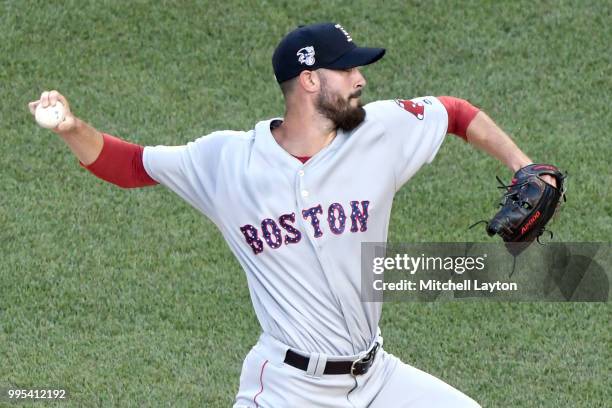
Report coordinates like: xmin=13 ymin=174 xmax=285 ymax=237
xmin=299 ymin=70 xmax=319 ymax=93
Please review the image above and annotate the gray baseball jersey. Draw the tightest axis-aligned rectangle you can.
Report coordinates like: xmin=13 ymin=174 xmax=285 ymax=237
xmin=143 ymin=97 xmax=448 ymax=356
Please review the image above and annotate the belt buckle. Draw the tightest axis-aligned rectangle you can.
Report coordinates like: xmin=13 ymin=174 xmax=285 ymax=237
xmin=350 ymin=343 xmax=379 ymax=377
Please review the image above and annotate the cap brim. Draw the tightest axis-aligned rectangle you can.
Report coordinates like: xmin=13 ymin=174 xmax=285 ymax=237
xmin=326 ymin=47 xmax=386 ymax=70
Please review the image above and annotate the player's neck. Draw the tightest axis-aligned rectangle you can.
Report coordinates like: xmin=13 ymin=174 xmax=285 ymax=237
xmin=272 ymin=106 xmax=337 ymax=158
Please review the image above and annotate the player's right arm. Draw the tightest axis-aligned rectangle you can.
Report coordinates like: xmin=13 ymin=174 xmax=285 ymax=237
xmin=29 ymin=90 xmax=225 ymax=221
xmin=28 ymin=90 xmax=158 ymax=188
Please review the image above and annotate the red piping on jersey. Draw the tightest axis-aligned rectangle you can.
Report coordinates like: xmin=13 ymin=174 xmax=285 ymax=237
xmin=437 ymin=96 xmax=480 ymax=141
xmin=81 ymin=133 xmax=158 ymax=188
xmin=253 ymin=359 xmax=269 ymax=408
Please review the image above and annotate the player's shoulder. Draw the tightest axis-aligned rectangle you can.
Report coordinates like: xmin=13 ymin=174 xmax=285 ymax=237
xmin=188 ymin=128 xmax=253 ymax=152
xmin=193 ymin=129 xmax=252 ymax=144
xmin=364 ymin=96 xmax=445 ymax=123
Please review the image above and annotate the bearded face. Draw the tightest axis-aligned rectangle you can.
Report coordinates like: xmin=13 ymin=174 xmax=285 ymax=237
xmin=315 ymin=74 xmax=366 ymax=131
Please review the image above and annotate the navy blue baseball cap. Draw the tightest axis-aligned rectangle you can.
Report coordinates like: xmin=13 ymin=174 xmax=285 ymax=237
xmin=272 ymin=23 xmax=386 ymax=83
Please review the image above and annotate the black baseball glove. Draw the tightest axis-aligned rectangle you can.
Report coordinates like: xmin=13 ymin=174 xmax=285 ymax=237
xmin=479 ymin=164 xmax=566 ymax=251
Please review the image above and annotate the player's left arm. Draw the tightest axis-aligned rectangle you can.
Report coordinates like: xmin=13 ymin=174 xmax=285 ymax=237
xmin=438 ymin=96 xmax=556 ymax=186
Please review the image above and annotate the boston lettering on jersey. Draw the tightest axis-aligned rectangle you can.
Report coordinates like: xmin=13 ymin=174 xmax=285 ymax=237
xmin=240 ymin=200 xmax=370 ymax=254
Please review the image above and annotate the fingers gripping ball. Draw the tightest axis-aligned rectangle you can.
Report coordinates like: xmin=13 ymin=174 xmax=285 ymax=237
xmin=484 ymin=164 xmax=566 ymax=247
xmin=35 ymin=101 xmax=66 ymax=129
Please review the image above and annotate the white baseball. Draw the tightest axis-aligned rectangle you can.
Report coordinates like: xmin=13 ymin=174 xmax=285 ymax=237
xmin=35 ymin=101 xmax=66 ymax=129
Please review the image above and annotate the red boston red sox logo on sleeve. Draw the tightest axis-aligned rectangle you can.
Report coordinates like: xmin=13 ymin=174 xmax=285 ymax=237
xmin=396 ymin=99 xmax=425 ymax=120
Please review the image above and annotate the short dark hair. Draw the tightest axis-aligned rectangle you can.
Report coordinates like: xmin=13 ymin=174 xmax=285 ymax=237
xmin=279 ymin=77 xmax=298 ymax=98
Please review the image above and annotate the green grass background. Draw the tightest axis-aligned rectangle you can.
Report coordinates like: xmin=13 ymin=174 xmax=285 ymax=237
xmin=1 ymin=0 xmax=610 ymax=406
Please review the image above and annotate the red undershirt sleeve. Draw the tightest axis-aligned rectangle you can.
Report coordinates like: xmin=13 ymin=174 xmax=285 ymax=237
xmin=80 ymin=133 xmax=158 ymax=188
xmin=437 ymin=96 xmax=480 ymax=141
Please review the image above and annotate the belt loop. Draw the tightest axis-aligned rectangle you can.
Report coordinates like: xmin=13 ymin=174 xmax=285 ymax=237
xmin=314 ymin=353 xmax=327 ymax=377
xmin=305 ymin=352 xmax=326 ymax=379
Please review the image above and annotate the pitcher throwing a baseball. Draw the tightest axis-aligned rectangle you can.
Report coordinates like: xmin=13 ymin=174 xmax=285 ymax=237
xmin=29 ymin=23 xmax=563 ymax=407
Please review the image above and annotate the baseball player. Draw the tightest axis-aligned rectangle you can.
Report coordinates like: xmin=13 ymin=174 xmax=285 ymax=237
xmin=29 ymin=23 xmax=557 ymax=407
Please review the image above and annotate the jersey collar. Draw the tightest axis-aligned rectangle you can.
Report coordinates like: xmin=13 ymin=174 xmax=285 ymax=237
xmin=254 ymin=118 xmax=347 ymax=172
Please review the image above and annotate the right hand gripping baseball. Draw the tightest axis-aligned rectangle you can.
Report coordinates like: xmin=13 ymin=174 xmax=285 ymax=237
xmin=28 ymin=90 xmax=77 ymax=133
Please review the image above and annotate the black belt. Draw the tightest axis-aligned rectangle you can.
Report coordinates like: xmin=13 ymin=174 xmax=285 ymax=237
xmin=283 ymin=343 xmax=380 ymax=376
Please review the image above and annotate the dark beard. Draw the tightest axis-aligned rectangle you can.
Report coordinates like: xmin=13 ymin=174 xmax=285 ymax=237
xmin=315 ymin=86 xmax=366 ymax=132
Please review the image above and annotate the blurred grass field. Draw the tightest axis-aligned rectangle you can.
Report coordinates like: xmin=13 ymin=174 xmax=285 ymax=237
xmin=1 ymin=0 xmax=611 ymax=406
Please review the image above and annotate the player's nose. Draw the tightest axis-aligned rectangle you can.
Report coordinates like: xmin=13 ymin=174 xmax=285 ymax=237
xmin=354 ymin=68 xmax=366 ymax=89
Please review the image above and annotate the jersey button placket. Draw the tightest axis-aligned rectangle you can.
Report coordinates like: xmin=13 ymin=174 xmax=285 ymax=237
xmin=296 ymin=168 xmax=316 ymax=244
xmin=298 ymin=169 xmax=309 ymax=199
